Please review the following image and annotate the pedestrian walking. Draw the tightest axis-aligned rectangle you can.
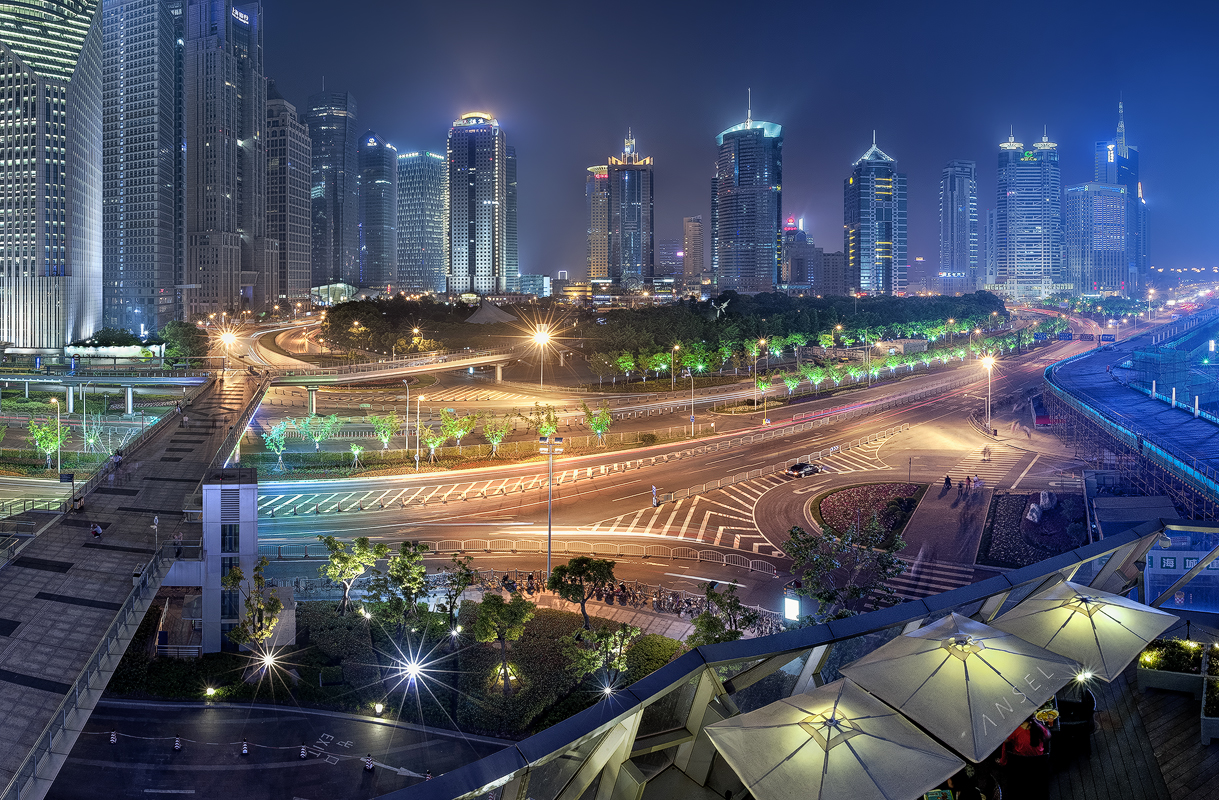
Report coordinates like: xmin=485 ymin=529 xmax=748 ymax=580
xmin=173 ymin=530 xmax=183 ymax=559
xmin=175 ymin=401 xmax=182 ymax=414
xmin=183 ymin=415 xmax=188 ymax=428
xmin=944 ymin=475 xmax=952 ymax=490
xmin=966 ymin=476 xmax=973 ymax=494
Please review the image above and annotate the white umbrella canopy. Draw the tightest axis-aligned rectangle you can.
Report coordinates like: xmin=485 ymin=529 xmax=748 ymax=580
xmin=990 ymin=580 xmax=1178 ymax=682
xmin=704 ymin=678 xmax=964 ymax=800
xmin=839 ymin=613 xmax=1079 ymax=762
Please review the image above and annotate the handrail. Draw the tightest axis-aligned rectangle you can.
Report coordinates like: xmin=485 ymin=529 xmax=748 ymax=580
xmin=214 ymin=374 xmax=273 ymax=469
xmin=263 ymin=346 xmax=518 ymax=379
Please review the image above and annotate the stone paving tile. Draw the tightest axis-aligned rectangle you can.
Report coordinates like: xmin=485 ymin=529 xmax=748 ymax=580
xmin=0 ymin=377 xmax=253 ymax=786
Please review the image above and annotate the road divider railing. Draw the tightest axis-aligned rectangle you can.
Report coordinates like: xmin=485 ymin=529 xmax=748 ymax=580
xmin=659 ymin=423 xmax=911 ymax=505
xmin=263 ymin=345 xmax=518 ymax=380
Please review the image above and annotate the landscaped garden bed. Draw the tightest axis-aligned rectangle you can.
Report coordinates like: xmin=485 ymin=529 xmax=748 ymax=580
xmin=813 ymin=482 xmax=923 ymax=544
xmin=976 ymin=491 xmax=1087 ymax=568
xmin=1135 ymin=638 xmax=1205 ymax=699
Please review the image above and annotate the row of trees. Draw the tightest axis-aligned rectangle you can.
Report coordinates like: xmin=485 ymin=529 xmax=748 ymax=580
xmin=260 ymin=402 xmax=615 ymax=468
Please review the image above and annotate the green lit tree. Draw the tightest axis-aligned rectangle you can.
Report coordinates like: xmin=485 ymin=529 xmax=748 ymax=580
xmin=369 ymin=412 xmax=401 ymax=451
xmin=687 ymin=583 xmax=761 ymax=647
xmin=520 ymin=403 xmax=559 ymax=437
xmin=316 ymin=535 xmax=389 ymax=616
xmin=563 ymin=622 xmax=641 ymax=688
xmin=291 ymin=413 xmax=341 ymax=452
xmin=548 ymin=556 xmax=616 ymax=630
xmin=481 ymin=414 xmax=514 ymax=456
xmin=440 ymin=408 xmax=481 ymax=451
xmin=473 ymin=592 xmax=536 ymax=697
xmin=781 ymin=371 xmax=801 ymax=395
xmin=589 ymin=352 xmax=617 ymax=387
xmin=418 ymin=423 xmax=448 ymax=463
xmin=615 ymin=351 xmax=636 ymax=382
xmin=781 ymin=521 xmax=907 ymax=622
xmin=221 ymin=556 xmax=284 ymax=648
xmin=581 ymin=401 xmax=613 ymax=445
xmin=437 ymin=554 xmax=476 ymax=633
xmin=367 ymin=541 xmax=430 ymax=635
xmin=261 ymin=420 xmax=290 ymax=471
xmin=29 ymin=419 xmax=69 ymax=469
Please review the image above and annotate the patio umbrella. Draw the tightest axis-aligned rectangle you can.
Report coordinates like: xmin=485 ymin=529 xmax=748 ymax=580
xmin=990 ymin=580 xmax=1178 ymax=682
xmin=839 ymin=613 xmax=1079 ymax=762
xmin=704 ymin=678 xmax=963 ymax=800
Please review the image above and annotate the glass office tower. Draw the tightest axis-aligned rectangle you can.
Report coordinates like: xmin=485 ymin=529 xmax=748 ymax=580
xmin=266 ymin=84 xmax=312 ymax=304
xmin=396 ymin=150 xmax=447 ymax=294
xmin=0 ymin=0 xmax=103 ymax=349
xmin=303 ymin=90 xmax=359 ymax=288
xmin=357 ymin=131 xmax=397 ymax=290
xmin=446 ymin=112 xmax=510 ymax=295
xmin=845 ymin=136 xmax=907 ymax=296
xmin=938 ymin=159 xmax=977 ymax=295
xmin=712 ymin=112 xmax=782 ymax=294
xmin=1094 ymin=102 xmax=1148 ymax=295
xmin=994 ymin=131 xmax=1063 ymax=300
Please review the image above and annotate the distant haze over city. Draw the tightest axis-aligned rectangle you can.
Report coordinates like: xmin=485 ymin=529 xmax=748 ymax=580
xmin=266 ymin=0 xmax=1217 ymax=281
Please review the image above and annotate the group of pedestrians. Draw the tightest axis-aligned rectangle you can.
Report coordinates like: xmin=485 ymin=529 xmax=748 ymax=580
xmin=944 ymin=473 xmax=987 ymax=501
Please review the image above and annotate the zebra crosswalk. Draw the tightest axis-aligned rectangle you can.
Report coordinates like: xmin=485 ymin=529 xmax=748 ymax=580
xmin=949 ymin=445 xmax=1029 ymax=487
xmin=581 ymin=474 xmax=790 ymax=554
xmin=815 ymin=440 xmax=891 ymax=474
xmin=884 ymin=559 xmax=977 ymax=601
xmin=414 ymin=386 xmax=533 ymax=403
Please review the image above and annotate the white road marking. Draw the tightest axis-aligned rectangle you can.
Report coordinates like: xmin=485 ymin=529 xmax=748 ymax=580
xmin=663 ymin=573 xmax=745 ymax=587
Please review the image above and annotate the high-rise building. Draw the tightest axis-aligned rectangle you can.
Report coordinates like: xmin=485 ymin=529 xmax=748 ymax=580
xmin=814 ymin=251 xmax=849 ymax=298
xmin=303 ymin=90 xmax=359 ymax=288
xmin=102 ymin=0 xmax=179 ymax=336
xmin=1094 ymin=102 xmax=1148 ymax=295
xmin=0 ymin=0 xmax=102 ymax=349
xmin=357 ymin=130 xmax=397 ymax=290
xmin=992 ymin=130 xmax=1064 ymax=300
xmin=845 ymin=135 xmax=907 ymax=296
xmin=266 ymin=83 xmax=311 ymax=305
xmin=519 ymin=273 xmax=551 ymax=297
xmin=1065 ymin=182 xmax=1128 ymax=295
xmin=586 ymin=165 xmax=609 ymax=280
xmin=938 ymin=160 xmax=978 ymax=296
xmin=781 ymin=216 xmax=815 ymax=289
xmin=165 ymin=0 xmax=187 ymax=320
xmin=586 ymin=132 xmax=654 ymax=291
xmin=505 ymin=145 xmax=518 ymax=291
xmin=682 ymin=215 xmax=704 ymax=292
xmin=983 ymin=209 xmax=998 ymax=287
xmin=446 ymin=112 xmax=511 ymax=295
xmin=396 ymin=150 xmax=447 ymax=294
xmin=185 ymin=0 xmax=276 ymax=316
xmin=712 ymin=107 xmax=782 ymax=294
xmin=658 ymin=239 xmax=682 ymax=278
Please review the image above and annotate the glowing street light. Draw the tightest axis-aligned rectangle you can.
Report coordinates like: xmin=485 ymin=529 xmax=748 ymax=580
xmin=540 ymin=434 xmax=564 ymax=575
xmin=220 ymin=331 xmax=236 ymax=347
xmin=51 ymin=398 xmax=60 ymax=472
xmin=753 ymin=338 xmax=766 ymax=413
xmin=533 ymin=326 xmax=551 ymax=389
xmin=670 ymin=344 xmax=680 ymax=391
xmin=980 ymin=355 xmax=996 ymax=430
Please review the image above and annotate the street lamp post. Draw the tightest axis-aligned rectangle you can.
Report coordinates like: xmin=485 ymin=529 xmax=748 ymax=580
xmin=401 ymin=379 xmax=410 ymax=452
xmin=687 ymin=368 xmax=698 ymax=438
xmin=51 ymin=398 xmax=60 ymax=472
xmin=671 ymin=344 xmax=679 ymax=391
xmin=981 ymin=356 xmax=995 ymax=431
xmin=1148 ymin=289 xmax=1155 ymax=321
xmin=533 ymin=327 xmax=550 ymax=390
xmin=947 ymin=319 xmax=955 ymax=344
xmin=415 ymin=395 xmax=424 ymax=471
xmin=753 ymin=338 xmax=766 ymax=413
xmin=539 ymin=435 xmax=564 ymax=577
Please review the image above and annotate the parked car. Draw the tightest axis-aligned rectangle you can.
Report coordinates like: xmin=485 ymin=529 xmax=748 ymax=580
xmin=785 ymin=462 xmax=823 ymax=477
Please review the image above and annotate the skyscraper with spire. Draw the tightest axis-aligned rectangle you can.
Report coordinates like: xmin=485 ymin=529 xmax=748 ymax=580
xmin=587 ymin=132 xmax=654 ymax=291
xmin=446 ymin=112 xmax=511 ymax=295
xmin=844 ymin=133 xmax=907 ymax=296
xmin=712 ymin=94 xmax=783 ymax=294
xmin=992 ymin=129 xmax=1064 ymax=300
xmin=1093 ymin=101 xmax=1148 ymax=294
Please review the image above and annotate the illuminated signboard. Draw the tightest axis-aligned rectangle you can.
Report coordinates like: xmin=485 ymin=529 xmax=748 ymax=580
xmin=232 ymin=7 xmax=249 ymax=23
xmin=1020 ymin=150 xmax=1036 ymax=161
xmin=1100 ymin=334 xmax=1116 ymax=342
xmin=1057 ymin=332 xmax=1073 ymax=341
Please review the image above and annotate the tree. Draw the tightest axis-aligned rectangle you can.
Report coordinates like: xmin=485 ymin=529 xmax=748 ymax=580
xmin=367 ymin=541 xmax=430 ymax=635
xmin=316 ymin=535 xmax=389 ymax=616
xmin=781 ymin=371 xmax=801 ymax=395
xmin=369 ymin=413 xmax=401 ymax=451
xmin=262 ymin=420 xmax=290 ymax=471
xmin=437 ymin=554 xmax=476 ymax=632
xmin=349 ymin=443 xmax=364 ymax=469
xmin=615 ymin=351 xmax=636 ymax=382
xmin=818 ymin=332 xmax=835 ymax=349
xmin=418 ymin=423 xmax=448 ymax=463
xmin=563 ymin=623 xmax=641 ymax=688
xmin=291 ymin=414 xmax=341 ymax=452
xmin=754 ymin=374 xmax=772 ymax=407
xmin=160 ymin=320 xmax=209 ymax=365
xmin=221 ymin=556 xmax=284 ymax=648
xmin=547 ymin=556 xmax=616 ymax=630
xmin=440 ymin=408 xmax=481 ymax=451
xmin=686 ymin=583 xmax=761 ymax=647
xmin=679 ymin=341 xmax=711 ymax=373
xmin=473 ymin=592 xmax=536 ymax=697
xmin=29 ymin=419 xmax=69 ymax=469
xmin=647 ymin=351 xmax=671 ymax=379
xmin=481 ymin=414 xmax=514 ymax=456
xmin=520 ymin=403 xmax=559 ymax=437
xmin=781 ymin=522 xmax=908 ymax=621
xmin=581 ymin=401 xmax=613 ymax=445
xmin=589 ymin=352 xmax=617 ymax=387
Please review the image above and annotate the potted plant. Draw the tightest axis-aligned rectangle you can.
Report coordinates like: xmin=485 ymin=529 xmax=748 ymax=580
xmin=1136 ymin=638 xmax=1204 ymax=699
xmin=1201 ymin=645 xmax=1219 ymax=745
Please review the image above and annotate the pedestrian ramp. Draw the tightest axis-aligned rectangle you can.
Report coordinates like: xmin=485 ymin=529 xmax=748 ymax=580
xmin=949 ymin=445 xmax=1028 ymax=486
xmin=885 ymin=559 xmax=976 ymax=601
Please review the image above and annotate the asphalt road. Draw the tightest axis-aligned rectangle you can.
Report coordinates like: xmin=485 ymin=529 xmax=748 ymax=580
xmin=48 ymin=700 xmax=506 ymax=800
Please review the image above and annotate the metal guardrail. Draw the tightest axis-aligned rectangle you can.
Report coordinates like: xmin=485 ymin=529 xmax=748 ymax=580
xmin=156 ymin=645 xmax=203 ymax=659
xmin=263 ymin=346 xmax=518 ymax=379
xmin=660 ymin=423 xmax=911 ymax=504
xmin=214 ymin=375 xmax=273 ymax=469
xmin=0 ymin=542 xmax=173 ymax=800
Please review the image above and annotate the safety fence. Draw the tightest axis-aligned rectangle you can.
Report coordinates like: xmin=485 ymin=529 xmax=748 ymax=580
xmin=264 ymin=346 xmax=518 ymax=380
xmin=660 ymin=423 xmax=911 ymax=504
xmin=215 ymin=375 xmax=273 ymax=469
xmin=258 ymin=538 xmax=780 ymax=576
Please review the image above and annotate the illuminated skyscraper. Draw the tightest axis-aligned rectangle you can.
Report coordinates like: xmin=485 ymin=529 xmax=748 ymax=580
xmin=266 ymin=84 xmax=312 ymax=304
xmin=938 ymin=159 xmax=977 ymax=295
xmin=1065 ymin=182 xmax=1128 ymax=294
xmin=102 ymin=0 xmax=178 ymax=335
xmin=185 ymin=0 xmax=276 ymax=315
xmin=993 ymin=130 xmax=1063 ymax=300
xmin=587 ymin=132 xmax=654 ymax=290
xmin=658 ymin=239 xmax=682 ymax=278
xmin=505 ymin=145 xmax=518 ymax=290
xmin=303 ymin=90 xmax=359 ymax=288
xmin=446 ymin=112 xmax=511 ymax=295
xmin=844 ymin=135 xmax=907 ymax=296
xmin=1094 ymin=102 xmax=1147 ymax=294
xmin=682 ymin=215 xmax=704 ymax=292
xmin=0 ymin=0 xmax=102 ymax=348
xmin=781 ymin=216 xmax=815 ymax=290
xmin=396 ymin=150 xmax=447 ymax=294
xmin=357 ymin=130 xmax=397 ymax=289
xmin=712 ymin=107 xmax=782 ymax=294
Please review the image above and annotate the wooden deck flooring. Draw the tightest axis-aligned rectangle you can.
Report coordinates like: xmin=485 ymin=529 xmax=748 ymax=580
xmin=1047 ymin=663 xmax=1219 ymax=800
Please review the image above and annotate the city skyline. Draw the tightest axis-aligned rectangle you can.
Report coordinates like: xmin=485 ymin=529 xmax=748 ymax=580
xmin=261 ymin=0 xmax=1217 ymax=284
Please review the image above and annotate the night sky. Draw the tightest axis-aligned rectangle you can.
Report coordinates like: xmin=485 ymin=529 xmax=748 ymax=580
xmin=266 ymin=0 xmax=1218 ymax=286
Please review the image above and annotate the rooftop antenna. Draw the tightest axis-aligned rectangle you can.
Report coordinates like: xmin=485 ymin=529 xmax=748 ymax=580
xmin=746 ymin=88 xmax=752 ymax=126
xmin=1116 ymin=95 xmax=1126 ymax=146
xmin=322 ymin=75 xmax=325 ymax=91
xmin=872 ymin=129 xmax=876 ymax=146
